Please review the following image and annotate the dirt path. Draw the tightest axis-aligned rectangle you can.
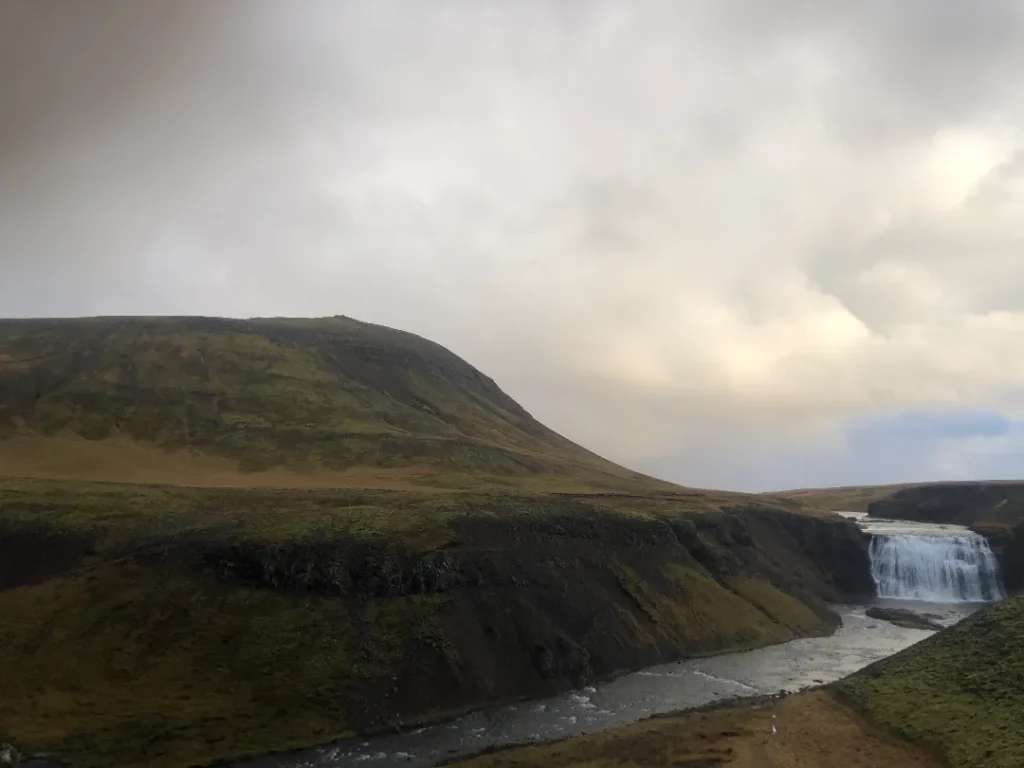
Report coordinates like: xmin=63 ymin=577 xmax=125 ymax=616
xmin=455 ymin=690 xmax=944 ymax=768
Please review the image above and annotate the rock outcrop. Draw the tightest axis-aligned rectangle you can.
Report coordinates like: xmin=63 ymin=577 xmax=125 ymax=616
xmin=865 ymin=607 xmax=944 ymax=631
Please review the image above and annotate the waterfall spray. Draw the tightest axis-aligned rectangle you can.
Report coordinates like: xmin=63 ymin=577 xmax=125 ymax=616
xmin=869 ymin=532 xmax=1005 ymax=603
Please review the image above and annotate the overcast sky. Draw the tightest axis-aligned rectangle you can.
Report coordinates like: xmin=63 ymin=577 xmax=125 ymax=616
xmin=4 ymin=1 xmax=1024 ymax=490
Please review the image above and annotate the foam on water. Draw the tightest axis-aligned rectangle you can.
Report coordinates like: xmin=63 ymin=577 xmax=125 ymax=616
xmin=869 ymin=532 xmax=1005 ymax=602
xmin=849 ymin=515 xmax=1007 ymax=603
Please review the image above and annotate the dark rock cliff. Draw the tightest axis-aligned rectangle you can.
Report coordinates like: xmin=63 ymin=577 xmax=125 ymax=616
xmin=198 ymin=502 xmax=873 ymax=729
xmin=0 ymin=480 xmax=874 ymax=766
xmin=975 ymin=523 xmax=1024 ymax=594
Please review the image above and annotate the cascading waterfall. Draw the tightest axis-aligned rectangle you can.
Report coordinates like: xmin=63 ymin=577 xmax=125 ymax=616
xmin=868 ymin=531 xmax=1006 ymax=603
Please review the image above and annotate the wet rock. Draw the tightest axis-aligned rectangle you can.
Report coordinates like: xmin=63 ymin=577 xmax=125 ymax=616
xmin=532 ymin=637 xmax=592 ymax=685
xmin=865 ymin=607 xmax=944 ymax=631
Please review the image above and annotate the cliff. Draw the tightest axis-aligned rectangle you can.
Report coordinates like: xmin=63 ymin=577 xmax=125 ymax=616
xmin=0 ymin=479 xmax=872 ymax=767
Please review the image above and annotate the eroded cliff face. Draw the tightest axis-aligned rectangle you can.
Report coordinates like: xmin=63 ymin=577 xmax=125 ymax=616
xmin=975 ymin=523 xmax=1024 ymax=594
xmin=199 ymin=501 xmax=874 ymax=730
xmin=0 ymin=482 xmax=873 ymax=767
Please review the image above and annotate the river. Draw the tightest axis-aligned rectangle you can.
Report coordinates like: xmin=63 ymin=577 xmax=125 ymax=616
xmin=238 ymin=600 xmax=979 ymax=768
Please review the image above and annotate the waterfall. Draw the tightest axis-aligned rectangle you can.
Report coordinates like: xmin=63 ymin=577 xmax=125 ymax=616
xmin=869 ymin=532 xmax=1006 ymax=603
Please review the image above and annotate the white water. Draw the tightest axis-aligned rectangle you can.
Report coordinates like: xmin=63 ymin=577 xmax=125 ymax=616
xmin=845 ymin=514 xmax=1006 ymax=603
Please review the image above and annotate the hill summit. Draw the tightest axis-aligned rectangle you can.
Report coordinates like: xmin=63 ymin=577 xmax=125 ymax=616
xmin=0 ymin=315 xmax=672 ymax=492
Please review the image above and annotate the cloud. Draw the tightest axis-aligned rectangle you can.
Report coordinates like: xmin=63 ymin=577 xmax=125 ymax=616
xmin=3 ymin=0 xmax=1024 ymax=489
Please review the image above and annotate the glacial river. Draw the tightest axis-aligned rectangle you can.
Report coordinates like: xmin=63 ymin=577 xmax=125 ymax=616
xmin=239 ymin=600 xmax=979 ymax=768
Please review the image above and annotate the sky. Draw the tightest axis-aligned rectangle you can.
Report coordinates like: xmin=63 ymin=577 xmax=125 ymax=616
xmin=3 ymin=1 xmax=1024 ymax=491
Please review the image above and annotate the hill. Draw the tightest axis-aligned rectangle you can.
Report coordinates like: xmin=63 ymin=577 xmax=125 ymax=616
xmin=0 ymin=316 xmax=876 ymax=767
xmin=0 ymin=315 xmax=671 ymax=493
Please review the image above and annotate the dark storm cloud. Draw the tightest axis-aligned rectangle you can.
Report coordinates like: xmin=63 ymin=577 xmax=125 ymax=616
xmin=4 ymin=1 xmax=1024 ymax=489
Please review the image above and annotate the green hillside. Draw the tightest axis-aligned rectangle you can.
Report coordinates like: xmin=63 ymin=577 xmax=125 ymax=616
xmin=0 ymin=478 xmax=871 ymax=767
xmin=839 ymin=596 xmax=1024 ymax=768
xmin=0 ymin=316 xmax=876 ymax=767
xmin=0 ymin=316 xmax=670 ymax=493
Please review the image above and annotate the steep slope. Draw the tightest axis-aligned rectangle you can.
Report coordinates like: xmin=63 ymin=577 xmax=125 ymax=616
xmin=0 ymin=316 xmax=670 ymax=492
xmin=838 ymin=596 xmax=1024 ymax=768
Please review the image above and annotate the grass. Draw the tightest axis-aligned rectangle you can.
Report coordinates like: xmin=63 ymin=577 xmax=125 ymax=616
xmin=838 ymin=596 xmax=1024 ymax=768
xmin=0 ymin=316 xmax=678 ymax=494
xmin=0 ymin=477 xmax=458 ymax=548
xmin=769 ymin=484 xmax=916 ymax=513
xmin=0 ymin=316 xmax=872 ymax=766
xmin=0 ymin=480 xmax=460 ymax=766
xmin=1 ymin=563 xmax=368 ymax=767
xmin=0 ymin=478 xmax=860 ymax=767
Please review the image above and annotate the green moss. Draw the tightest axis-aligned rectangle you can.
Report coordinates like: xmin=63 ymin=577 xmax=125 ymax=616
xmin=0 ymin=478 xmax=855 ymax=768
xmin=0 ymin=564 xmax=363 ymax=767
xmin=838 ymin=597 xmax=1024 ymax=768
xmin=729 ymin=576 xmax=826 ymax=635
xmin=0 ymin=478 xmax=458 ymax=551
xmin=661 ymin=566 xmax=799 ymax=649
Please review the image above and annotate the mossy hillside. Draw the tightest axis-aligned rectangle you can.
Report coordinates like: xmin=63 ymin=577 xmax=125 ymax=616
xmin=0 ymin=479 xmax=870 ymax=768
xmin=1 ymin=562 xmax=383 ymax=768
xmin=838 ymin=596 xmax=1024 ymax=768
xmin=0 ymin=316 xmax=674 ymax=493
